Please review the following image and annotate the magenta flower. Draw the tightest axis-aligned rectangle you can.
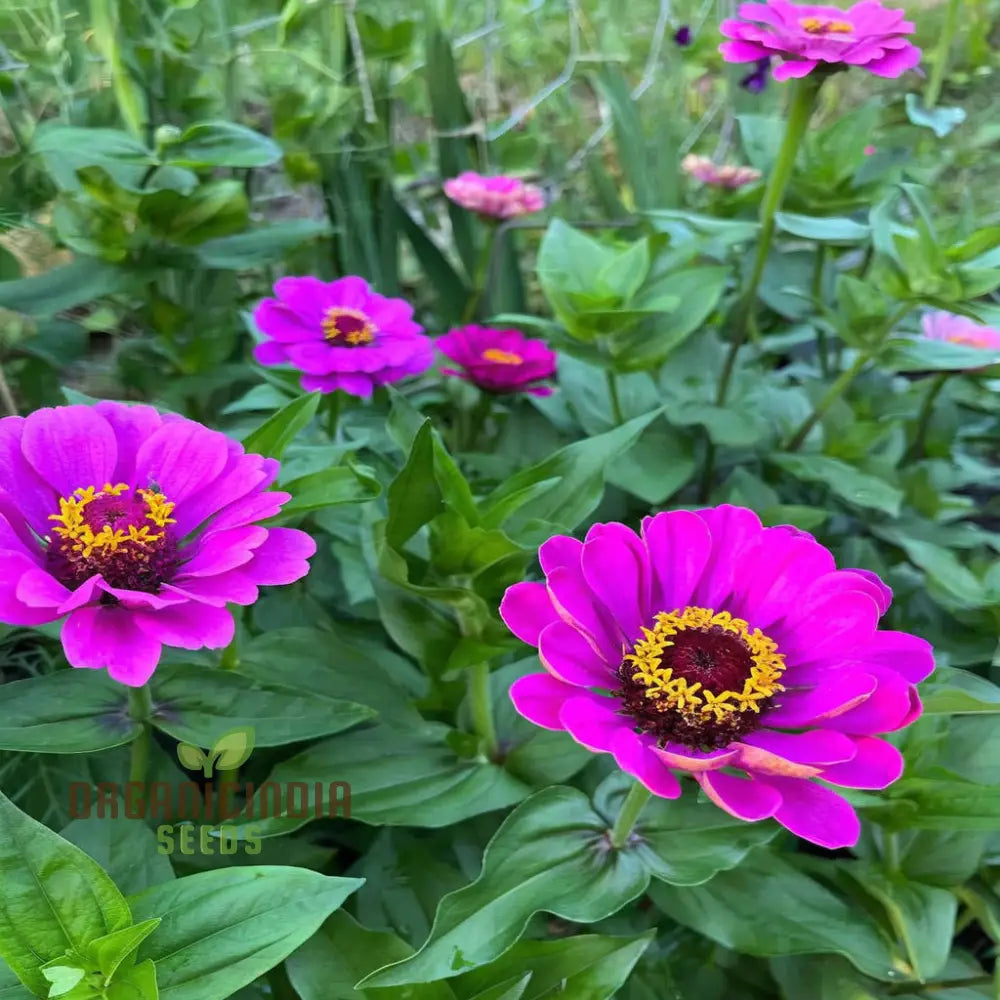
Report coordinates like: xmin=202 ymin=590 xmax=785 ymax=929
xmin=253 ymin=276 xmax=435 ymax=398
xmin=682 ymin=154 xmax=762 ymax=189
xmin=500 ymin=506 xmax=933 ymax=848
xmin=922 ymin=311 xmax=1000 ymax=353
xmin=437 ymin=326 xmax=557 ymax=397
xmin=720 ymin=1 xmax=921 ymax=81
xmin=0 ymin=403 xmax=316 ymax=686
xmin=443 ymin=172 xmax=545 ymax=219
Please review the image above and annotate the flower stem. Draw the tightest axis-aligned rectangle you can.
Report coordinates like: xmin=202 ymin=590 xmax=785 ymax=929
xmin=609 ymin=780 xmax=652 ymax=849
xmin=923 ymin=0 xmax=960 ymax=110
xmin=882 ymin=830 xmax=901 ymax=873
xmin=128 ymin=685 xmax=154 ymax=788
xmin=811 ymin=243 xmax=830 ymax=377
xmin=717 ymin=73 xmax=824 ymax=408
xmin=462 ymin=227 xmax=496 ymax=323
xmin=905 ymin=373 xmax=949 ymax=463
xmin=468 ymin=662 xmax=498 ymax=759
xmin=219 ymin=637 xmax=239 ymax=671
xmin=0 ymin=360 xmax=18 ymax=416
xmin=325 ymin=390 xmax=343 ymax=442
xmin=605 ymin=369 xmax=625 ymax=426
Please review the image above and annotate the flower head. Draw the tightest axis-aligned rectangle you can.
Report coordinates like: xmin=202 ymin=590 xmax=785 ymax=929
xmin=922 ymin=311 xmax=1000 ymax=353
xmin=443 ymin=172 xmax=545 ymax=219
xmin=437 ymin=325 xmax=557 ymax=397
xmin=741 ymin=56 xmax=772 ymax=91
xmin=720 ymin=1 xmax=921 ymax=81
xmin=682 ymin=154 xmax=762 ymax=189
xmin=500 ymin=506 xmax=933 ymax=848
xmin=253 ymin=276 xmax=434 ymax=398
xmin=0 ymin=403 xmax=316 ymax=686
xmin=674 ymin=25 xmax=693 ymax=46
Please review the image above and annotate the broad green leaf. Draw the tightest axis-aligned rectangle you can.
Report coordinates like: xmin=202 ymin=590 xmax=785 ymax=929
xmin=922 ymin=667 xmax=1000 ymax=715
xmin=86 ymin=920 xmax=161 ymax=981
xmin=105 ymin=959 xmax=157 ymax=1000
xmin=286 ymin=911 xmax=456 ymax=999
xmin=61 ymin=814 xmax=175 ymax=896
xmin=878 ymin=777 xmax=1000 ymax=832
xmin=240 ymin=392 xmax=321 ymax=459
xmin=360 ymin=787 xmax=650 ymax=986
xmin=137 ymin=181 xmax=248 ymax=246
xmin=648 ymin=851 xmax=900 ymax=981
xmin=232 ymin=719 xmax=528 ymax=836
xmin=129 ymin=868 xmax=363 ymax=1000
xmin=774 ymin=212 xmax=870 ymax=243
xmin=770 ymin=956 xmax=882 ymax=1000
xmin=873 ymin=532 xmax=987 ymax=609
xmin=196 ymin=220 xmax=331 ymax=269
xmin=0 ymin=259 xmax=137 ymax=317
xmin=0 ymin=793 xmax=131 ymax=995
xmin=385 ymin=421 xmax=445 ymax=549
xmin=162 ymin=121 xmax=283 ymax=169
xmin=0 ymin=959 xmax=32 ymax=1000
xmin=450 ymin=931 xmax=654 ymax=1000
xmin=31 ymin=124 xmax=153 ymax=190
xmin=149 ymin=662 xmax=374 ymax=748
xmin=771 ymin=453 xmax=903 ymax=516
xmin=276 ymin=464 xmax=381 ymax=518
xmin=0 ymin=672 xmax=138 ymax=753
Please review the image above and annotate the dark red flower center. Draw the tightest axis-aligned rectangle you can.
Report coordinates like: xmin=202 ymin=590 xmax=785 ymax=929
xmin=322 ymin=307 xmax=376 ymax=347
xmin=45 ymin=482 xmax=179 ymax=593
xmin=616 ymin=606 xmax=786 ymax=751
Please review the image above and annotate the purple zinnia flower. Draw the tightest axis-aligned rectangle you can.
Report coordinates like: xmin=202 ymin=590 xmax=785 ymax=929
xmin=253 ymin=276 xmax=435 ymax=398
xmin=500 ymin=506 xmax=933 ymax=848
xmin=720 ymin=1 xmax=921 ymax=81
xmin=674 ymin=25 xmax=693 ymax=46
xmin=437 ymin=325 xmax=557 ymax=397
xmin=0 ymin=403 xmax=316 ymax=686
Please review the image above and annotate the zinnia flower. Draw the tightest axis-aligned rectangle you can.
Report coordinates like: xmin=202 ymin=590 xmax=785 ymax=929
xmin=922 ymin=311 xmax=1000 ymax=352
xmin=500 ymin=506 xmax=932 ymax=848
xmin=720 ymin=1 xmax=921 ymax=81
xmin=741 ymin=56 xmax=772 ymax=91
xmin=0 ymin=403 xmax=316 ymax=686
xmin=253 ymin=276 xmax=434 ymax=398
xmin=437 ymin=325 xmax=557 ymax=397
xmin=443 ymin=172 xmax=545 ymax=219
xmin=682 ymin=154 xmax=761 ymax=189
xmin=674 ymin=25 xmax=693 ymax=46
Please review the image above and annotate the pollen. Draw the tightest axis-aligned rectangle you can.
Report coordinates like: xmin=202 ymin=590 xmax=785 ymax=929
xmin=799 ymin=15 xmax=853 ymax=33
xmin=618 ymin=605 xmax=786 ymax=750
xmin=481 ymin=348 xmax=524 ymax=365
xmin=46 ymin=482 xmax=179 ymax=593
xmin=322 ymin=307 xmax=376 ymax=346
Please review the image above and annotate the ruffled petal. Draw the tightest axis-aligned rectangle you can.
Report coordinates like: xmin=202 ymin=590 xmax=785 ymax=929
xmin=500 ymin=581 xmax=560 ymax=647
xmin=132 ymin=602 xmax=235 ymax=651
xmin=62 ymin=606 xmax=162 ymax=686
xmin=697 ymin=770 xmax=781 ymax=821
xmin=559 ymin=694 xmax=626 ymax=752
xmin=241 ymin=528 xmax=316 ymax=586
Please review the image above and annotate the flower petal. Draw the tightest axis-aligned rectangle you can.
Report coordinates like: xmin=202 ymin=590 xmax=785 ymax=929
xmin=242 ymin=528 xmax=316 ymax=586
xmin=62 ymin=606 xmax=162 ymax=686
xmin=581 ymin=523 xmax=650 ymax=641
xmin=559 ymin=694 xmax=626 ymax=752
xmin=820 ymin=736 xmax=903 ymax=789
xmin=641 ymin=509 xmax=711 ymax=614
xmin=697 ymin=770 xmax=782 ymax=821
xmin=21 ymin=406 xmax=118 ymax=496
xmin=132 ymin=602 xmax=235 ymax=651
xmin=135 ymin=422 xmax=230 ymax=502
xmin=509 ymin=672 xmax=577 ymax=730
xmin=500 ymin=581 xmax=560 ymax=647
xmin=611 ymin=730 xmax=683 ymax=799
xmin=539 ymin=620 xmax=616 ymax=687
xmin=767 ymin=776 xmax=861 ymax=848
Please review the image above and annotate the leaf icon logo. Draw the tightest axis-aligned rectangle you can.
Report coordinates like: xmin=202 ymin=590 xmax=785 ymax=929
xmin=176 ymin=727 xmax=255 ymax=778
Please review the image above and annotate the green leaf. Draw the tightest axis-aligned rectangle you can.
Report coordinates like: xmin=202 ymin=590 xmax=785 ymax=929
xmin=879 ymin=777 xmax=1000 ymax=831
xmin=286 ymin=911 xmax=456 ymax=999
xmin=129 ymin=868 xmax=363 ymax=1000
xmin=481 ymin=411 xmax=659 ymax=536
xmin=922 ymin=667 xmax=1000 ymax=715
xmin=0 ymin=959 xmax=34 ymax=1000
xmin=233 ymin=719 xmax=528 ymax=836
xmin=774 ymin=212 xmax=870 ymax=243
xmin=0 ymin=672 xmax=138 ymax=753
xmin=149 ymin=663 xmax=374 ymax=748
xmin=904 ymin=95 xmax=966 ymax=138
xmin=648 ymin=850 xmax=898 ymax=980
xmin=360 ymin=787 xmax=650 ymax=986
xmin=882 ymin=336 xmax=1000 ymax=372
xmin=30 ymin=124 xmax=153 ymax=190
xmin=873 ymin=531 xmax=987 ymax=609
xmin=770 ymin=454 xmax=903 ymax=516
xmin=162 ymin=121 xmax=283 ymax=169
xmin=241 ymin=392 xmax=321 ymax=459
xmin=61 ymin=814 xmax=175 ymax=897
xmin=386 ymin=421 xmax=446 ymax=549
xmin=138 ymin=181 xmax=249 ymax=246
xmin=0 ymin=259 xmax=137 ymax=317
xmin=195 ymin=220 xmax=331 ymax=269
xmin=105 ymin=959 xmax=157 ymax=1000
xmin=0 ymin=793 xmax=132 ymax=995
xmin=277 ymin=463 xmax=382 ymax=519
xmin=86 ymin=919 xmax=161 ymax=981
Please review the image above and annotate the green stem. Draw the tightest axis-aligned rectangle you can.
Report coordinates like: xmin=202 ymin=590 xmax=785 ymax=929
xmin=923 ymin=0 xmax=960 ymax=110
xmin=883 ymin=831 xmax=901 ymax=874
xmin=717 ymin=73 xmax=824 ymax=408
xmin=219 ymin=636 xmax=239 ymax=671
xmin=609 ymin=781 xmax=652 ymax=849
xmin=461 ymin=228 xmax=496 ymax=323
xmin=128 ymin=685 xmax=154 ymax=787
xmin=325 ymin=390 xmax=343 ymax=442
xmin=605 ymin=369 xmax=625 ymax=426
xmin=468 ymin=663 xmax=498 ymax=759
xmin=812 ymin=243 xmax=830 ymax=377
xmin=784 ymin=304 xmax=910 ymax=452
xmin=906 ymin=373 xmax=949 ymax=463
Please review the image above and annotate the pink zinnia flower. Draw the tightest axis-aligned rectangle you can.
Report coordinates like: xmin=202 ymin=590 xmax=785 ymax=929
xmin=720 ymin=1 xmax=921 ymax=81
xmin=0 ymin=403 xmax=316 ymax=686
xmin=253 ymin=276 xmax=434 ymax=398
xmin=443 ymin=172 xmax=545 ymax=219
xmin=500 ymin=506 xmax=933 ymax=848
xmin=922 ymin=311 xmax=1000 ymax=353
xmin=682 ymin=154 xmax=762 ymax=189
xmin=437 ymin=326 xmax=557 ymax=397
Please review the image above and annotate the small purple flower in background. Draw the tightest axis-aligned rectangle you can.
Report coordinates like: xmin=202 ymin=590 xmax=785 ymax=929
xmin=720 ymin=0 xmax=921 ymax=81
xmin=922 ymin=311 xmax=1000 ymax=354
xmin=682 ymin=154 xmax=762 ymax=189
xmin=443 ymin=172 xmax=546 ymax=219
xmin=437 ymin=325 xmax=557 ymax=397
xmin=500 ymin=506 xmax=933 ymax=848
xmin=740 ymin=56 xmax=772 ymax=92
xmin=674 ymin=25 xmax=693 ymax=46
xmin=0 ymin=403 xmax=316 ymax=686
xmin=253 ymin=276 xmax=435 ymax=398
